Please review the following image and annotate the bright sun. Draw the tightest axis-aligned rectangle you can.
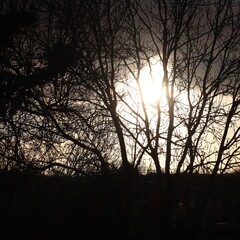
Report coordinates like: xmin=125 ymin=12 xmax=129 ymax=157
xmin=139 ymin=59 xmax=164 ymax=105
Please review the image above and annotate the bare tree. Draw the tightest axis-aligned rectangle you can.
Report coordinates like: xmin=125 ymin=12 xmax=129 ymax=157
xmin=0 ymin=0 xmax=118 ymax=176
xmin=121 ymin=0 xmax=240 ymax=236
xmin=1 ymin=0 xmax=240 ymax=238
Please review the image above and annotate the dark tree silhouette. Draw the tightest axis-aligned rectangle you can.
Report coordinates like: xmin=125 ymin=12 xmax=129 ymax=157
xmin=1 ymin=0 xmax=240 ymax=239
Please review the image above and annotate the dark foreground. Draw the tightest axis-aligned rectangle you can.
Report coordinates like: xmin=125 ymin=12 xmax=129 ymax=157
xmin=0 ymin=171 xmax=240 ymax=240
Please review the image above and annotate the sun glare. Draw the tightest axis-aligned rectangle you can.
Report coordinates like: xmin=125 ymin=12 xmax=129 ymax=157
xmin=139 ymin=59 xmax=164 ymax=105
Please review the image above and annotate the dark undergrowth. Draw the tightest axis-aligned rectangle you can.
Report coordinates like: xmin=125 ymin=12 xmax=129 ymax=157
xmin=0 ymin=171 xmax=240 ymax=240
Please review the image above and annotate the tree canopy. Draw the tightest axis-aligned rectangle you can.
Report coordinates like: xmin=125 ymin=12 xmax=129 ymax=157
xmin=1 ymin=0 xmax=239 ymax=176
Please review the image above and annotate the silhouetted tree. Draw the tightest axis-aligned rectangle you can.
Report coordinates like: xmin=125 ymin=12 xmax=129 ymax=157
xmin=0 ymin=0 xmax=115 ymax=176
xmin=1 ymin=0 xmax=240 ymax=239
xmin=125 ymin=0 xmax=240 ymax=237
